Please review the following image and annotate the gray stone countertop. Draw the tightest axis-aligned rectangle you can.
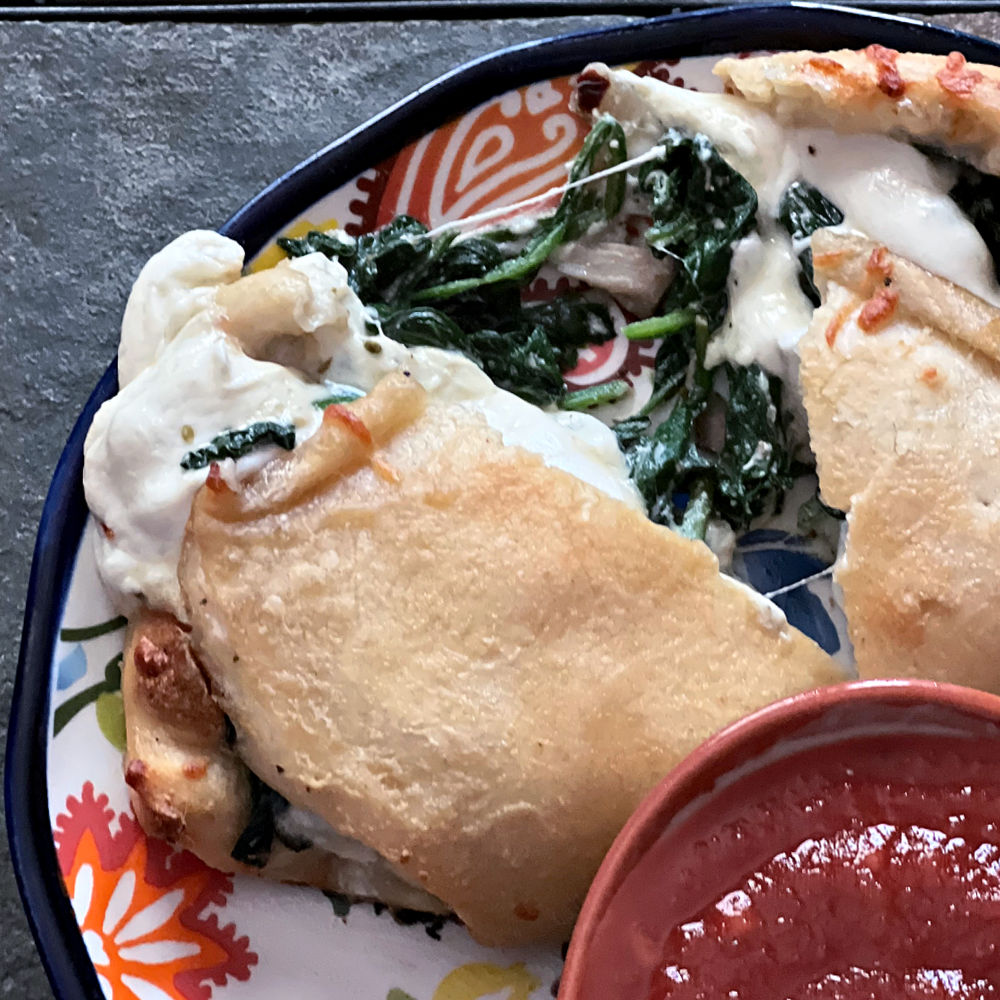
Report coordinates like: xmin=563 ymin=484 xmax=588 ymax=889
xmin=2 ymin=10 xmax=999 ymax=998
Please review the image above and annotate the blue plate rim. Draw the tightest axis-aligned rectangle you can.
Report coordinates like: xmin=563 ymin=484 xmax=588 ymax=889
xmin=8 ymin=5 xmax=1000 ymax=998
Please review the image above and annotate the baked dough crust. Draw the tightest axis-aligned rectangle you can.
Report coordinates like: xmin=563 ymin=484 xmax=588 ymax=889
xmin=122 ymin=611 xmax=447 ymax=912
xmin=715 ymin=48 xmax=1000 ymax=175
xmin=800 ymin=230 xmax=1000 ymax=689
xmin=179 ymin=372 xmax=839 ymax=947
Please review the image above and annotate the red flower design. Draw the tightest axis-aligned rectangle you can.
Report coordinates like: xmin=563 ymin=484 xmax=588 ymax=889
xmin=53 ymin=784 xmax=257 ymax=1000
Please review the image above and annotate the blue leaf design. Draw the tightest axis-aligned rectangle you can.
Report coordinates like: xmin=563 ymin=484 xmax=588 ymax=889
xmin=733 ymin=544 xmax=840 ymax=655
xmin=56 ymin=644 xmax=87 ymax=690
xmin=773 ymin=586 xmax=841 ymax=655
xmin=737 ymin=528 xmax=792 ymax=548
xmin=736 ymin=546 xmax=826 ymax=594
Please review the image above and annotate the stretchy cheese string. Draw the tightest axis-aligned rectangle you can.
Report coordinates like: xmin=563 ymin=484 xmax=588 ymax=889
xmin=762 ymin=565 xmax=835 ymax=600
xmin=403 ymin=146 xmax=838 ymax=610
xmin=424 ymin=144 xmax=667 ymax=240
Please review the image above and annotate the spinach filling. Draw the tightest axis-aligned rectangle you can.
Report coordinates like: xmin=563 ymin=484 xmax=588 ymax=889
xmin=278 ymin=121 xmax=817 ymax=539
xmin=279 ymin=116 xmax=631 ymax=409
xmin=232 ymin=769 xmax=451 ymax=934
xmin=230 ymin=772 xmax=305 ymax=868
xmin=181 ymin=421 xmax=296 ymax=471
xmin=610 ymin=131 xmax=802 ymax=538
xmin=777 ymin=180 xmax=845 ymax=306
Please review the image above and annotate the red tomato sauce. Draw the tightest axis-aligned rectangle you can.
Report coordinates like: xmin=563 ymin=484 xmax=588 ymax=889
xmin=575 ymin=732 xmax=1000 ymax=999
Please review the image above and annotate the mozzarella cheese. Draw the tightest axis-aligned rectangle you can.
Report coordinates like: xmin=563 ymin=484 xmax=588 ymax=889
xmin=592 ymin=67 xmax=1000 ymax=379
xmin=85 ymin=234 xmax=640 ymax=619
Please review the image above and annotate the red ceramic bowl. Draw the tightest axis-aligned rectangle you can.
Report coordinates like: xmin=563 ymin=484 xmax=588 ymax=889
xmin=558 ymin=679 xmax=1000 ymax=999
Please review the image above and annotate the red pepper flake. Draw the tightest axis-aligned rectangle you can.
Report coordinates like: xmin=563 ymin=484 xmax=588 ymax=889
xmin=182 ymin=759 xmax=208 ymax=780
xmin=514 ymin=902 xmax=540 ymax=922
xmin=806 ymin=57 xmax=847 ymax=79
xmin=205 ymin=461 xmax=235 ymax=495
xmin=824 ymin=301 xmax=855 ymax=348
xmin=858 ymin=287 xmax=900 ymax=333
xmin=324 ymin=403 xmax=373 ymax=446
xmin=100 ymin=521 xmax=115 ymax=541
xmin=919 ymin=367 xmax=940 ymax=385
xmin=866 ymin=44 xmax=905 ymax=98
xmin=371 ymin=454 xmax=401 ymax=485
xmin=937 ymin=51 xmax=984 ymax=98
xmin=812 ymin=251 xmax=847 ymax=271
xmin=865 ymin=246 xmax=894 ymax=284
xmin=574 ymin=68 xmax=610 ymax=113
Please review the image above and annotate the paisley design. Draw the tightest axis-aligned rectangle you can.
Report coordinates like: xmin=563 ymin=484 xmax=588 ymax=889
xmin=378 ymin=77 xmax=585 ymax=227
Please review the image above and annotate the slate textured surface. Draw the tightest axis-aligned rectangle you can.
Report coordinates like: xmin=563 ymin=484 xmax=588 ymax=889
xmin=1 ymin=10 xmax=999 ymax=998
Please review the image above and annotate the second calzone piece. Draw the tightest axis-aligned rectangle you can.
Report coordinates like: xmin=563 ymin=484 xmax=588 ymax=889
xmin=179 ymin=372 xmax=838 ymax=948
xmin=800 ymin=229 xmax=1000 ymax=690
xmin=714 ymin=47 xmax=1000 ymax=175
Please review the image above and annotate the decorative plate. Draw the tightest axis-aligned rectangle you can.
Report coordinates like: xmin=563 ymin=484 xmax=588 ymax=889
xmin=10 ymin=6 xmax=1000 ymax=1000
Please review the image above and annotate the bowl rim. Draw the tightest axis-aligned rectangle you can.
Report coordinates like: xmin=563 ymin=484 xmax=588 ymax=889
xmin=9 ymin=7 xmax=1000 ymax=999
xmin=558 ymin=677 xmax=1000 ymax=999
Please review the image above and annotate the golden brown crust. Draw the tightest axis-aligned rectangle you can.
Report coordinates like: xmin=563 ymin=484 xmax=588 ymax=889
xmin=800 ymin=230 xmax=1000 ymax=511
xmin=122 ymin=610 xmax=447 ymax=911
xmin=799 ymin=232 xmax=1000 ymax=690
xmin=838 ymin=446 xmax=1000 ymax=691
xmin=714 ymin=48 xmax=1000 ymax=175
xmin=122 ymin=611 xmax=250 ymax=871
xmin=179 ymin=372 xmax=839 ymax=947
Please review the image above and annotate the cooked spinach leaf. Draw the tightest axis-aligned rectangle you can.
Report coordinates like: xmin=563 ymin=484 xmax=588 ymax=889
xmin=777 ymin=180 xmax=844 ymax=307
xmin=712 ymin=365 xmax=796 ymax=527
xmin=231 ymin=773 xmax=292 ymax=868
xmin=284 ymin=121 xmax=796 ymax=537
xmin=181 ymin=421 xmax=296 ymax=471
xmin=778 ymin=180 xmax=844 ymax=240
xmin=617 ymin=361 xmax=795 ymax=536
xmin=230 ymin=772 xmax=315 ymax=868
xmin=637 ymin=129 xmax=758 ymax=335
xmin=279 ymin=118 xmax=629 ymax=407
xmin=560 ymin=379 xmax=629 ymax=411
xmin=612 ymin=136 xmax=799 ymax=536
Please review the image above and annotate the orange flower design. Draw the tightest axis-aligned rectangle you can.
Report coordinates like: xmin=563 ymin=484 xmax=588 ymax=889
xmin=54 ymin=784 xmax=257 ymax=1000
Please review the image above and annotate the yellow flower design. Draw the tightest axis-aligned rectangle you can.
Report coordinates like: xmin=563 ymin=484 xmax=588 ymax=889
xmin=433 ymin=961 xmax=541 ymax=1000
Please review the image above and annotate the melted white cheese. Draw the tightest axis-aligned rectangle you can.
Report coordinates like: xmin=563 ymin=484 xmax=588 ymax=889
xmin=118 ymin=230 xmax=244 ymax=386
xmin=789 ymin=128 xmax=1000 ymax=305
xmin=85 ymin=319 xmax=325 ymax=617
xmin=85 ymin=233 xmax=640 ymax=619
xmin=599 ymin=67 xmax=1000 ymax=378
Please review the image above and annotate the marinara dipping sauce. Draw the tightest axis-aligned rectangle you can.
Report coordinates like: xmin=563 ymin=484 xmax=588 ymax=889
xmin=560 ymin=681 xmax=1000 ymax=1000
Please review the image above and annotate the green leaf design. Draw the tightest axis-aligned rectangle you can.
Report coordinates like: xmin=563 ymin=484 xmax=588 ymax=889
xmin=53 ymin=681 xmax=107 ymax=736
xmin=386 ymin=991 xmax=418 ymax=1000
xmin=60 ymin=615 xmax=127 ymax=642
xmin=53 ymin=652 xmax=124 ymax=736
xmin=96 ymin=690 xmax=127 ymax=751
